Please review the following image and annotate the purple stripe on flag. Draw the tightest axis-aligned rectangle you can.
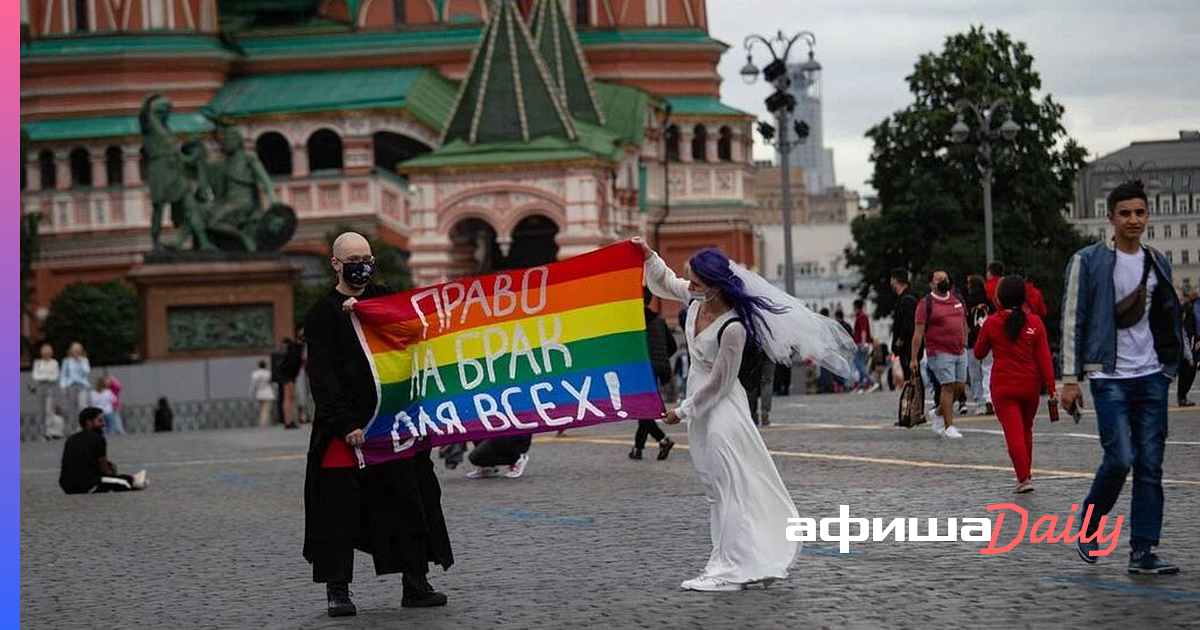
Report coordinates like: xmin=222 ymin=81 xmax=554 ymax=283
xmin=357 ymin=391 xmax=665 ymax=465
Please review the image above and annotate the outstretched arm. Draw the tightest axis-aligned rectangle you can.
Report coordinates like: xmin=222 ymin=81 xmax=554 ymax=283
xmin=633 ymin=238 xmax=689 ymax=303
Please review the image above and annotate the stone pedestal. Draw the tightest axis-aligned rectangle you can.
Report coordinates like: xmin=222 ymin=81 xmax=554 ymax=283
xmin=128 ymin=254 xmax=301 ymax=360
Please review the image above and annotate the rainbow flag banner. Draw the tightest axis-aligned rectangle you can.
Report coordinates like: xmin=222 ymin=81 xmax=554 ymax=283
xmin=351 ymin=241 xmax=664 ymax=466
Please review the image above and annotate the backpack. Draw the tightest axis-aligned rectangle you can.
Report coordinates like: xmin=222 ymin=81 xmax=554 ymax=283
xmin=896 ymin=371 xmax=926 ymax=428
xmin=717 ymin=318 xmax=766 ymax=392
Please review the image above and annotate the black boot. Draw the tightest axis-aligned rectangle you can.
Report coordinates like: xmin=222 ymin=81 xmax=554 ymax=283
xmin=326 ymin=582 xmax=357 ymax=617
xmin=628 ymin=447 xmax=643 ymax=460
xmin=402 ymin=574 xmax=448 ymax=608
xmin=656 ymin=438 xmax=675 ymax=461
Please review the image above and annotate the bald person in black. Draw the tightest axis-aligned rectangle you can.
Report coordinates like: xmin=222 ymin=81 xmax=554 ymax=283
xmin=302 ymin=231 xmax=453 ymax=617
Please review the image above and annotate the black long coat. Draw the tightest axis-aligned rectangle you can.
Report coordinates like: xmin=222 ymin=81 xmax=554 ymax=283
xmin=301 ymin=284 xmax=453 ymax=574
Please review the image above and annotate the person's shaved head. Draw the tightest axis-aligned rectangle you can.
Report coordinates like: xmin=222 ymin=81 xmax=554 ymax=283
xmin=332 ymin=232 xmax=371 ymax=259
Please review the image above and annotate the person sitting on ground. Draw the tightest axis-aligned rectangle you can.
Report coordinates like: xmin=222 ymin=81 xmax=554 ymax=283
xmin=154 ymin=397 xmax=174 ymax=432
xmin=59 ymin=407 xmax=148 ymax=494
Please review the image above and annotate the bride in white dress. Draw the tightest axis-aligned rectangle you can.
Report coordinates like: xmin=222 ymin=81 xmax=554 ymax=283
xmin=634 ymin=238 xmax=855 ymax=592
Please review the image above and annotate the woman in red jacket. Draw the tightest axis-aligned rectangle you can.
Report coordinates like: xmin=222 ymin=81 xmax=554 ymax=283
xmin=973 ymin=276 xmax=1057 ymax=493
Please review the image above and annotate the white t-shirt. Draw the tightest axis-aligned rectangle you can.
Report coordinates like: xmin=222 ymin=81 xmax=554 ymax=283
xmin=1090 ymin=247 xmax=1160 ymax=380
xmin=89 ymin=389 xmax=116 ymax=414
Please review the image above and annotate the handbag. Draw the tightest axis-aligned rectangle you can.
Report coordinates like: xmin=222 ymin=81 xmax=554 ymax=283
xmin=1114 ymin=250 xmax=1152 ymax=329
xmin=896 ymin=373 xmax=927 ymax=428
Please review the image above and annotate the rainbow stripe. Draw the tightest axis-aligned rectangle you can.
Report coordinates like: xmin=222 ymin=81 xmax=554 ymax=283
xmin=351 ymin=242 xmax=665 ymax=465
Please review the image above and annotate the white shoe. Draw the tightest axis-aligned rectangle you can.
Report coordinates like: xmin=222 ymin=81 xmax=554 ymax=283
xmin=943 ymin=425 xmax=963 ymax=439
xmin=867 ymin=382 xmax=881 ymax=393
xmin=131 ymin=469 xmax=149 ymax=490
xmin=504 ymin=453 xmax=529 ymax=478
xmin=928 ymin=411 xmax=945 ymax=436
xmin=680 ymin=576 xmax=743 ymax=592
xmin=466 ymin=466 xmax=499 ymax=479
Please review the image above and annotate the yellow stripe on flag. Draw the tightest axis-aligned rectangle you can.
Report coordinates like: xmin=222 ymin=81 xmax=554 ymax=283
xmin=371 ymin=298 xmax=646 ymax=384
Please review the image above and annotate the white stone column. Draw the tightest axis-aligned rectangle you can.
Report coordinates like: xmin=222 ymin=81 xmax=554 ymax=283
xmin=705 ymin=133 xmax=718 ymax=163
xmin=731 ymin=128 xmax=745 ymax=163
xmin=24 ymin=155 xmax=40 ymax=192
xmin=292 ymin=145 xmax=309 ymax=178
xmin=122 ymin=146 xmax=141 ymax=186
xmin=679 ymin=130 xmax=694 ymax=163
xmin=90 ymin=151 xmax=107 ymax=188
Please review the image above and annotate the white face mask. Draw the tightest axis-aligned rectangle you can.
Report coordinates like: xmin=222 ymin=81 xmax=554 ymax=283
xmin=689 ymin=290 xmax=712 ymax=302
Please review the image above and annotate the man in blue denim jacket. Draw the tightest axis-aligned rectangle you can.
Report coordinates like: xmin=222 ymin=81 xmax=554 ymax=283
xmin=1060 ymin=180 xmax=1184 ymax=575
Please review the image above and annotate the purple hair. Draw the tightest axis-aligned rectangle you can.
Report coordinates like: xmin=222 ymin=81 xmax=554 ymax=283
xmin=688 ymin=247 xmax=787 ymax=349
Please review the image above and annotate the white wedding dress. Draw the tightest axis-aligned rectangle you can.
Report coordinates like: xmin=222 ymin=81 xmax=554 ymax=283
xmin=644 ymin=254 xmax=800 ymax=586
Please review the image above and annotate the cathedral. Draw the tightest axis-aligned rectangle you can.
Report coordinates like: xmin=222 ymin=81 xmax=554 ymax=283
xmin=21 ymin=0 xmax=758 ymax=336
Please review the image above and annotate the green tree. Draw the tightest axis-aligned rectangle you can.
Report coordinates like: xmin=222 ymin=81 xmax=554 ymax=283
xmin=42 ymin=281 xmax=139 ymax=365
xmin=847 ymin=26 xmax=1090 ymax=346
xmin=293 ymin=226 xmax=415 ymax=332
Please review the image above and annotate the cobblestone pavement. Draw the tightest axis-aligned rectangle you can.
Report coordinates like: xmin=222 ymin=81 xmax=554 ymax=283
xmin=20 ymin=389 xmax=1200 ymax=629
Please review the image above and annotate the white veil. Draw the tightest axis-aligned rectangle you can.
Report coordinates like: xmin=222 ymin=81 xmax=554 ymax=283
xmin=730 ymin=262 xmax=858 ymax=379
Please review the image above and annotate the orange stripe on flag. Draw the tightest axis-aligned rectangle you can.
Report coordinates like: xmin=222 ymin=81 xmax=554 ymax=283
xmin=359 ymin=267 xmax=644 ymax=353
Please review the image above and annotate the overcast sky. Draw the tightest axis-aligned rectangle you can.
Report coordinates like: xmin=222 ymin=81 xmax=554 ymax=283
xmin=706 ymin=0 xmax=1200 ymax=195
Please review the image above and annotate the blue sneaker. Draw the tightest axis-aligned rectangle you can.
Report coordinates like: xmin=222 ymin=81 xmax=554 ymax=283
xmin=1077 ymin=538 xmax=1099 ymax=564
xmin=1128 ymin=550 xmax=1180 ymax=575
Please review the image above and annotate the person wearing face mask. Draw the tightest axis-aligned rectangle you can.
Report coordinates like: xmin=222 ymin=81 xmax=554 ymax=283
xmin=59 ymin=407 xmax=148 ymax=494
xmin=636 ymin=237 xmax=855 ymax=592
xmin=910 ymin=269 xmax=968 ymax=439
xmin=302 ymin=231 xmax=454 ymax=617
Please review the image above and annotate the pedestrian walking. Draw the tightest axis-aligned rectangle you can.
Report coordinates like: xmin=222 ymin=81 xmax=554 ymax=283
xmin=58 ymin=342 xmax=91 ymax=427
xmin=889 ymin=269 xmax=920 ymax=382
xmin=630 ymin=287 xmax=676 ymax=460
xmin=910 ymin=269 xmax=968 ymax=439
xmin=31 ymin=343 xmax=60 ymax=440
xmin=973 ymin=276 xmax=1056 ymax=493
xmin=965 ymin=274 xmax=995 ymax=414
xmin=88 ymin=377 xmax=122 ymax=436
xmin=1177 ymin=288 xmax=1197 ymax=407
xmin=852 ymin=299 xmax=876 ymax=392
xmin=106 ymin=374 xmax=125 ymax=435
xmin=1061 ymin=180 xmax=1184 ymax=574
xmin=250 ymin=360 xmax=276 ymax=428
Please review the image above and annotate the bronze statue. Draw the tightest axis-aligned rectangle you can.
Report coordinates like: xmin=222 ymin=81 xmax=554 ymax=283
xmin=139 ymin=94 xmax=296 ymax=253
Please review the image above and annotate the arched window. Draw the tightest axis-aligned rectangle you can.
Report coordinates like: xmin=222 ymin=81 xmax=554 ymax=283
xmin=574 ymin=0 xmax=589 ymax=25
xmin=664 ymin=125 xmax=680 ymax=162
xmin=105 ymin=146 xmax=123 ymax=187
xmin=373 ymin=131 xmax=432 ymax=172
xmin=69 ymin=147 xmax=92 ymax=188
xmin=691 ymin=125 xmax=707 ymax=161
xmin=39 ymin=150 xmax=56 ymax=189
xmin=256 ymin=132 xmax=293 ymax=177
xmin=307 ymin=129 xmax=343 ymax=173
xmin=717 ymin=126 xmax=732 ymax=161
xmin=393 ymin=0 xmax=406 ymax=23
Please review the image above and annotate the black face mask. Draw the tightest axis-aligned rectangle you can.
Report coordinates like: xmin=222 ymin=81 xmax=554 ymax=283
xmin=936 ymin=280 xmax=951 ymax=293
xmin=341 ymin=260 xmax=375 ymax=286
xmin=92 ymin=426 xmax=104 ymax=435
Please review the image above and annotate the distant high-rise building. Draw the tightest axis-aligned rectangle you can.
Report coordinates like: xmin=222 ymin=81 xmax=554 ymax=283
xmin=781 ymin=56 xmax=835 ymax=193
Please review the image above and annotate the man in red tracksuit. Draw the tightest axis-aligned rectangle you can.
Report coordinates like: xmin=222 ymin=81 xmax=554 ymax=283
xmin=974 ymin=276 xmax=1056 ymax=493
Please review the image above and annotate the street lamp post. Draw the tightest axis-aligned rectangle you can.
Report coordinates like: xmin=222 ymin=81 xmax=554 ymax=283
xmin=951 ymin=98 xmax=1019 ymax=265
xmin=742 ymin=30 xmax=818 ymax=297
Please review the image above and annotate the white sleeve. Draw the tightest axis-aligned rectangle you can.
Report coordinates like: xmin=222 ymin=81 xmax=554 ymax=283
xmin=677 ymin=321 xmax=745 ymax=422
xmin=644 ymin=252 xmax=690 ymax=303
